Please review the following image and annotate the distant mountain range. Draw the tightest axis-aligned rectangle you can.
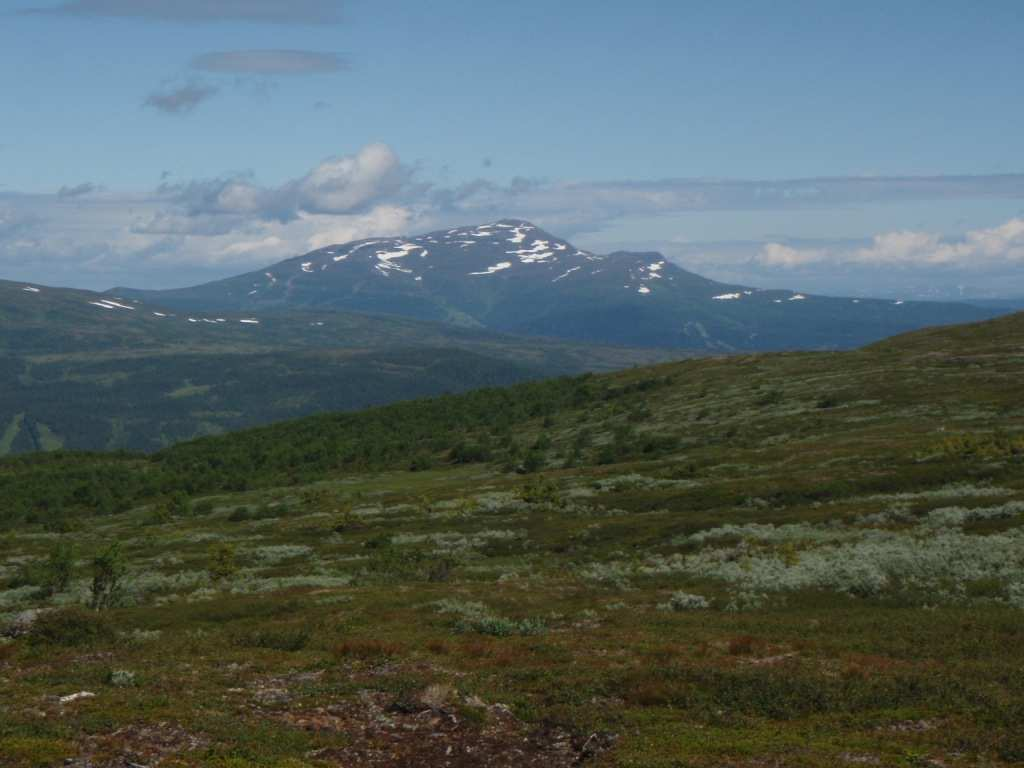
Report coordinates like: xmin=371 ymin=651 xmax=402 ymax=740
xmin=0 ymin=219 xmax=1011 ymax=455
xmin=114 ymin=219 xmax=1003 ymax=351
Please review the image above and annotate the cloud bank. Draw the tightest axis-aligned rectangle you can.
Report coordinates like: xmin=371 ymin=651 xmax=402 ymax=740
xmin=757 ymin=219 xmax=1024 ymax=269
xmin=191 ymin=50 xmax=347 ymax=75
xmin=3 ymin=143 xmax=1024 ymax=297
xmin=24 ymin=0 xmax=344 ymax=25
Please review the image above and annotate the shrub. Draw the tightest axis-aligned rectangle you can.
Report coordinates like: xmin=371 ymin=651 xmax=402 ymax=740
xmin=409 ymin=453 xmax=434 ymax=471
xmin=194 ymin=500 xmax=216 ymax=516
xmin=433 ymin=599 xmax=546 ymax=637
xmin=89 ymin=543 xmax=128 ymax=610
xmin=107 ymin=669 xmax=137 ymax=687
xmin=248 ymin=544 xmax=313 ymax=565
xmin=29 ymin=607 xmax=115 ymax=646
xmin=521 ymin=477 xmax=561 ymax=505
xmin=227 ymin=506 xmax=251 ymax=522
xmin=816 ymin=394 xmax=842 ymax=409
xmin=659 ymin=591 xmax=711 ymax=611
xmin=333 ymin=638 xmax=402 ymax=660
xmin=41 ymin=542 xmax=75 ymax=596
xmin=521 ymin=450 xmax=545 ymax=474
xmin=168 ymin=491 xmax=193 ymax=517
xmin=450 ymin=441 xmax=492 ymax=464
xmin=232 ymin=626 xmax=310 ymax=651
xmin=207 ymin=543 xmax=239 ymax=583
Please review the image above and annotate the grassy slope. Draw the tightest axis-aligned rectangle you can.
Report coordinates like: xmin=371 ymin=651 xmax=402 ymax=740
xmin=1 ymin=313 xmax=1023 ymax=767
xmin=0 ymin=279 xmax=676 ymax=455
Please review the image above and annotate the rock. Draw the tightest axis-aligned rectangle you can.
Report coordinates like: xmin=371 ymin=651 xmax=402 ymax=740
xmin=2 ymin=608 xmax=48 ymax=638
xmin=59 ymin=691 xmax=96 ymax=705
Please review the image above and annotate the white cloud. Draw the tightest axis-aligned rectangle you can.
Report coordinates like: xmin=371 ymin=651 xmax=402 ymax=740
xmin=295 ymin=143 xmax=402 ymax=215
xmin=305 ymin=206 xmax=412 ymax=250
xmin=756 ymin=218 xmax=1024 ymax=270
xmin=163 ymin=143 xmax=403 ymax=221
xmin=757 ymin=242 xmax=829 ymax=268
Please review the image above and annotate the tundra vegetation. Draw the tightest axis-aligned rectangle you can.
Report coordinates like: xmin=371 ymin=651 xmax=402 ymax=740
xmin=1 ymin=313 xmax=1024 ymax=766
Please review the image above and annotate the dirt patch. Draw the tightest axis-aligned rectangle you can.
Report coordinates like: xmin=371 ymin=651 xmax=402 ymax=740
xmin=63 ymin=722 xmax=208 ymax=767
xmin=273 ymin=690 xmax=617 ymax=767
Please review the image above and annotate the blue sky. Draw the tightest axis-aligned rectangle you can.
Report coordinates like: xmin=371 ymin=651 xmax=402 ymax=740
xmin=2 ymin=0 xmax=1024 ymax=297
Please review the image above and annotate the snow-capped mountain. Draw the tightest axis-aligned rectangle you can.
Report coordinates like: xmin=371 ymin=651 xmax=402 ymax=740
xmin=113 ymin=220 xmax=1002 ymax=351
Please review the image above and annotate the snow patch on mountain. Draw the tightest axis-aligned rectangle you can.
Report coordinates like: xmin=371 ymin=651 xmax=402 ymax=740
xmin=374 ymin=242 xmax=424 ymax=276
xmin=89 ymin=299 xmax=135 ymax=311
xmin=469 ymin=261 xmax=512 ymax=276
xmin=552 ymin=266 xmax=581 ymax=282
xmin=507 ymin=240 xmax=555 ymax=263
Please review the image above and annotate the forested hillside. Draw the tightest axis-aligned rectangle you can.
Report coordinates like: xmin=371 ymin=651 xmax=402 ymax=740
xmin=0 ymin=279 xmax=672 ymax=454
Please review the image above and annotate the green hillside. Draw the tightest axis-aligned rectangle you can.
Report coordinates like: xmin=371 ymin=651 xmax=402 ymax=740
xmin=1 ymin=312 xmax=1023 ymax=766
xmin=0 ymin=279 xmax=674 ymax=454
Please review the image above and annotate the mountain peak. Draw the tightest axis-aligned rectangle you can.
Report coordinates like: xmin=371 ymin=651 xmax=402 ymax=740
xmin=109 ymin=219 xmax=1002 ymax=352
xmin=494 ymin=217 xmax=540 ymax=228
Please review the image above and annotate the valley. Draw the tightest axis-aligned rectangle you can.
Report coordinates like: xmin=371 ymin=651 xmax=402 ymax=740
xmin=0 ymin=279 xmax=673 ymax=454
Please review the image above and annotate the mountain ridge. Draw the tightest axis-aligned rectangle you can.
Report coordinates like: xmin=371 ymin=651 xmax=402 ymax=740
xmin=111 ymin=219 xmax=1004 ymax=351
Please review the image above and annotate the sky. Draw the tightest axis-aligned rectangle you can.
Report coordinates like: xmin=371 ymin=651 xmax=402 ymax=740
xmin=2 ymin=0 xmax=1024 ymax=298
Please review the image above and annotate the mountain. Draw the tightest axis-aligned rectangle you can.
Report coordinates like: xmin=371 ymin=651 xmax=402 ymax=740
xmin=0 ymin=279 xmax=674 ymax=455
xmin=113 ymin=219 xmax=1004 ymax=351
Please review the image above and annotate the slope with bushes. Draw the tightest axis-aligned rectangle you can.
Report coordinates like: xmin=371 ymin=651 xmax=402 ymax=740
xmin=1 ymin=313 xmax=1023 ymax=766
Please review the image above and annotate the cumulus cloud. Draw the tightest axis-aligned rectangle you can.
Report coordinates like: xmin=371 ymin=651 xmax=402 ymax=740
xmin=160 ymin=142 xmax=403 ymax=222
xmin=0 ymin=145 xmax=415 ymax=288
xmin=191 ymin=50 xmax=347 ymax=76
xmin=144 ymin=82 xmax=219 ymax=114
xmin=756 ymin=219 xmax=1024 ymax=270
xmin=23 ymin=0 xmax=344 ymax=25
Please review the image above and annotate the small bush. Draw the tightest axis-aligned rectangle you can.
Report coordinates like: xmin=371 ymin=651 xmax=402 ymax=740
xmin=208 ymin=543 xmax=239 ymax=583
xmin=194 ymin=500 xmax=216 ymax=516
xmin=42 ymin=542 xmax=75 ymax=596
xmin=433 ymin=599 xmax=546 ymax=637
xmin=89 ymin=543 xmax=128 ymax=610
xmin=233 ymin=626 xmax=311 ymax=652
xmin=29 ymin=607 xmax=115 ymax=647
xmin=333 ymin=639 xmax=402 ymax=660
xmin=409 ymin=453 xmax=434 ymax=471
xmin=816 ymin=394 xmax=842 ymax=409
xmin=659 ymin=591 xmax=711 ymax=612
xmin=107 ymin=669 xmax=137 ymax=687
xmin=227 ymin=506 xmax=251 ymax=522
